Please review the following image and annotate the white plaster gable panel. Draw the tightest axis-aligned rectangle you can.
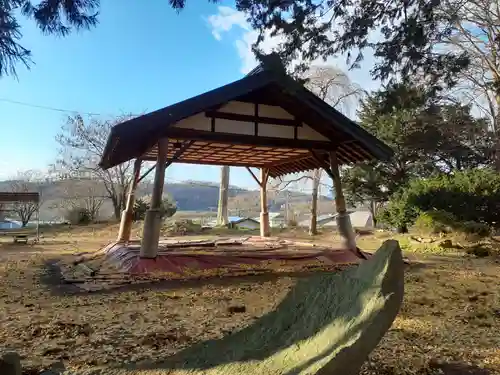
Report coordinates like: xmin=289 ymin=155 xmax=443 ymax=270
xmin=173 ymin=113 xmax=211 ymax=131
xmin=219 ymin=100 xmax=255 ymax=115
xmin=171 ymin=104 xmax=329 ymax=143
xmin=258 ymin=124 xmax=295 ymax=138
xmin=297 ymin=123 xmax=329 ymax=141
xmin=215 ymin=118 xmax=254 ymax=135
xmin=257 ymin=103 xmax=294 ymax=119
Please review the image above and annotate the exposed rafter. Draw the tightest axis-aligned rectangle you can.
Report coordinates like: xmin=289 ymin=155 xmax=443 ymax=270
xmin=205 ymin=110 xmax=301 ymax=127
xmin=138 ymin=140 xmax=194 ymax=183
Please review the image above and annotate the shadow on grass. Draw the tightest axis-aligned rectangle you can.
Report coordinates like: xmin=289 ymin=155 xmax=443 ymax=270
xmin=40 ymin=260 xmax=351 ymax=297
xmin=87 ymin=240 xmax=404 ymax=375
xmin=0 ymin=243 xmax=50 ymax=257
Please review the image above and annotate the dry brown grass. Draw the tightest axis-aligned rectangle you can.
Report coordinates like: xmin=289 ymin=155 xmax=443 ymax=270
xmin=0 ymin=223 xmax=499 ymax=374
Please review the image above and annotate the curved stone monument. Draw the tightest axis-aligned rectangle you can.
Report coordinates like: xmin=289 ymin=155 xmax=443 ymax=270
xmin=88 ymin=239 xmax=403 ymax=375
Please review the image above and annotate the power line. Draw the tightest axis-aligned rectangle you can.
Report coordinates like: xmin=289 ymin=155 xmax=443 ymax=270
xmin=0 ymin=97 xmax=105 ymax=116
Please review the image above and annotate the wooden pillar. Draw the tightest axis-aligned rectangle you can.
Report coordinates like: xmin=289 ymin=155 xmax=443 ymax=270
xmin=117 ymin=158 xmax=142 ymax=242
xmin=329 ymin=151 xmax=357 ymax=251
xmin=140 ymin=139 xmax=168 ymax=258
xmin=216 ymin=166 xmax=230 ymax=226
xmin=260 ymin=168 xmax=270 ymax=237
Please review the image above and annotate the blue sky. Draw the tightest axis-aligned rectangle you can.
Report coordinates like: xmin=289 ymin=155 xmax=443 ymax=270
xmin=0 ymin=1 xmax=377 ymax=190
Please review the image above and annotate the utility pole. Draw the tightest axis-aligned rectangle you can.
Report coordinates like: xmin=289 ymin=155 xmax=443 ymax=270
xmin=285 ymin=190 xmax=292 ymax=225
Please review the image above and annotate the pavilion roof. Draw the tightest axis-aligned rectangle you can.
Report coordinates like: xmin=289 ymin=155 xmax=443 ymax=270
xmin=99 ymin=55 xmax=393 ymax=177
xmin=0 ymin=192 xmax=40 ymax=203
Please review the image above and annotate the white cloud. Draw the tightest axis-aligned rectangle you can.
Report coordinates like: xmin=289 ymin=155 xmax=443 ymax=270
xmin=206 ymin=6 xmax=250 ymax=41
xmin=206 ymin=6 xmax=383 ymax=96
xmin=207 ymin=6 xmax=284 ymax=74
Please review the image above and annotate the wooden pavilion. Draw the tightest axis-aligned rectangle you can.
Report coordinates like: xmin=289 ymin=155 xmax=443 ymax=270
xmin=99 ymin=54 xmax=392 ymax=261
xmin=0 ymin=192 xmax=40 ymax=243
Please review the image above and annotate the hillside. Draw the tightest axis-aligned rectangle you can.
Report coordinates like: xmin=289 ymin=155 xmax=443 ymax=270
xmin=0 ymin=179 xmax=334 ymax=221
xmin=227 ymin=190 xmax=335 ymax=219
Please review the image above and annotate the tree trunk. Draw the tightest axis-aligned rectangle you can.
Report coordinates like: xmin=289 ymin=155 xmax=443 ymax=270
xmin=217 ymin=166 xmax=230 ymax=226
xmin=309 ymin=169 xmax=321 ymax=235
xmin=120 ymin=192 xmax=126 ymax=214
xmin=111 ymin=196 xmax=121 ymax=219
xmin=495 ymin=85 xmax=500 ymax=172
xmin=370 ymin=200 xmax=377 ymax=228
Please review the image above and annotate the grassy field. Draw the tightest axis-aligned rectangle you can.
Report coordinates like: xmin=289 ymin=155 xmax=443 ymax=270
xmin=0 ymin=223 xmax=499 ymax=374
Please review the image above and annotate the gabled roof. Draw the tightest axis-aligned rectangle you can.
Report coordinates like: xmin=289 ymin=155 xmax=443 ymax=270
xmin=99 ymin=54 xmax=393 ymax=175
xmin=206 ymin=216 xmax=259 ymax=227
xmin=99 ymin=70 xmax=277 ymax=169
xmin=232 ymin=217 xmax=259 ymax=224
xmin=252 ymin=212 xmax=285 ymax=222
xmin=0 ymin=192 xmax=40 ymax=203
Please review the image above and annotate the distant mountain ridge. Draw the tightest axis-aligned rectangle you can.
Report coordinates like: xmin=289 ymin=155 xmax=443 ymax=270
xmin=0 ymin=178 xmax=335 ymax=221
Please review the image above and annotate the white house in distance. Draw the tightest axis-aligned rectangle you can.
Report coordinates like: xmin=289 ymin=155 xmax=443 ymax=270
xmin=0 ymin=219 xmax=22 ymax=230
xmin=206 ymin=216 xmax=260 ymax=230
xmin=252 ymin=212 xmax=286 ymax=228
xmin=299 ymin=211 xmax=374 ymax=229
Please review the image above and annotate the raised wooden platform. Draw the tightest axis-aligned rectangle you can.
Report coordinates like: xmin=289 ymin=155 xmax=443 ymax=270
xmin=99 ymin=236 xmax=370 ymax=274
xmin=58 ymin=237 xmax=379 ymax=293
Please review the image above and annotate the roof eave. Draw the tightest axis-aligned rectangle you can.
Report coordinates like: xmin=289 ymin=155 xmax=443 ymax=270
xmin=272 ymin=75 xmax=394 ymax=162
xmin=99 ymin=70 xmax=278 ymax=170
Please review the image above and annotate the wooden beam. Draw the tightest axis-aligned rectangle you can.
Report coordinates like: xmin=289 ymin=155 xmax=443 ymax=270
xmin=246 ymin=167 xmax=262 ymax=188
xmin=328 ymin=151 xmax=363 ymax=257
xmin=309 ymin=150 xmax=335 ymax=180
xmin=329 ymin=151 xmax=347 ymax=214
xmin=269 ymin=153 xmax=314 ymax=167
xmin=164 ymin=140 xmax=194 ymax=169
xmin=254 ymin=103 xmax=259 ymax=135
xmin=165 ymin=128 xmax=336 ymax=151
xmin=205 ymin=110 xmax=302 ymax=127
xmin=153 ymin=159 xmax=267 ymax=168
xmin=117 ymin=158 xmax=142 ymax=242
xmin=140 ymin=139 xmax=169 ymax=258
xmin=260 ymin=168 xmax=271 ymax=237
xmin=138 ymin=163 xmax=156 ymax=183
xmin=138 ymin=141 xmax=193 ymax=183
xmin=0 ymin=192 xmax=39 ymax=203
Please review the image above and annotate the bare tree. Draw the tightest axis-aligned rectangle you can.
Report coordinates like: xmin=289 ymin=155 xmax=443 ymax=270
xmin=275 ymin=65 xmax=364 ymax=235
xmin=308 ymin=169 xmax=322 ymax=235
xmin=52 ymin=176 xmax=106 ymax=222
xmin=54 ymin=114 xmax=136 ymax=219
xmin=9 ymin=170 xmax=43 ymax=227
xmin=302 ymin=66 xmax=366 ymax=118
xmin=216 ymin=166 xmax=230 ymax=226
xmin=0 ymin=203 xmax=6 ymax=221
xmin=439 ymin=0 xmax=500 ymax=168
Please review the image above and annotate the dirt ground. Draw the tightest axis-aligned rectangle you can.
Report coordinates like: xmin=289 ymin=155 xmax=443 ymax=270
xmin=0 ymin=223 xmax=499 ymax=375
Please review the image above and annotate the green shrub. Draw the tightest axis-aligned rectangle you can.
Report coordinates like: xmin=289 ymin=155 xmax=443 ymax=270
xmin=405 ymin=169 xmax=500 ymax=226
xmin=413 ymin=211 xmax=455 ymax=234
xmin=377 ymin=196 xmax=417 ymax=233
xmin=163 ymin=219 xmax=202 ymax=236
xmin=132 ymin=198 xmax=149 ymax=221
xmin=65 ymin=207 xmax=91 ymax=225
xmin=457 ymin=221 xmax=491 ymax=238
xmin=379 ymin=169 xmax=500 ymax=233
xmin=133 ymin=195 xmax=177 ymax=221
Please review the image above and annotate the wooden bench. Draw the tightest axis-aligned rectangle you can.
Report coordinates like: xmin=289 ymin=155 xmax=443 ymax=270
xmin=0 ymin=229 xmax=38 ymax=244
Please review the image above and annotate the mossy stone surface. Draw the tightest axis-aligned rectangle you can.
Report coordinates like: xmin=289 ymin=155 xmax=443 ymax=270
xmin=83 ymin=240 xmax=404 ymax=375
